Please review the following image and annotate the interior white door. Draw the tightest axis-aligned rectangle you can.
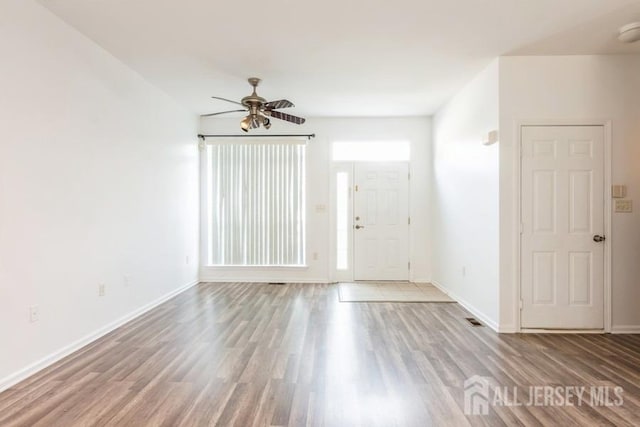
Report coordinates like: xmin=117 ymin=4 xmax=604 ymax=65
xmin=354 ymin=163 xmax=409 ymax=280
xmin=521 ymin=126 xmax=605 ymax=329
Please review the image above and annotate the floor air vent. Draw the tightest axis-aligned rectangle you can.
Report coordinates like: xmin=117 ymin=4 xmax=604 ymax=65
xmin=465 ymin=317 xmax=483 ymax=327
xmin=269 ymin=282 xmax=286 ymax=285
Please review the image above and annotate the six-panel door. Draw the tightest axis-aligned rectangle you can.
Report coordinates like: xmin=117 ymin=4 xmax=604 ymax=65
xmin=521 ymin=126 xmax=605 ymax=329
xmin=353 ymin=163 xmax=410 ymax=281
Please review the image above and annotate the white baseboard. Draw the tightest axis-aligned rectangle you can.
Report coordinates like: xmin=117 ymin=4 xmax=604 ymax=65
xmin=0 ymin=279 xmax=199 ymax=393
xmin=199 ymin=277 xmax=331 ymax=284
xmin=520 ymin=329 xmax=604 ymax=334
xmin=430 ymin=280 xmax=500 ymax=333
xmin=497 ymin=325 xmax=518 ymax=333
xmin=611 ymin=325 xmax=640 ymax=334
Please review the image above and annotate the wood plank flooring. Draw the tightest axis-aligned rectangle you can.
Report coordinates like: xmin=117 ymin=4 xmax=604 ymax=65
xmin=1 ymin=282 xmax=639 ymax=426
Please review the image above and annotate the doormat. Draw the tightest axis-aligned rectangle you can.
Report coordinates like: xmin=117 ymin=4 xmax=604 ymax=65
xmin=338 ymin=282 xmax=455 ymax=303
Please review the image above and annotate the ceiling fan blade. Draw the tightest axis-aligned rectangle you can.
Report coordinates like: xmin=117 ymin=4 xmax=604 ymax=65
xmin=201 ymin=109 xmax=247 ymax=117
xmin=211 ymin=96 xmax=244 ymax=106
xmin=268 ymin=110 xmax=306 ymax=125
xmin=264 ymin=99 xmax=295 ymax=110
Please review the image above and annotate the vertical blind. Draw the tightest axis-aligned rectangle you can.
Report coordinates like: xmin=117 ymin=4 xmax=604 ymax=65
xmin=206 ymin=141 xmax=306 ymax=266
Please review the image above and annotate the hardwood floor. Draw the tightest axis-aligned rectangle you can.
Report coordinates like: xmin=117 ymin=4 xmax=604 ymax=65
xmin=1 ymin=282 xmax=639 ymax=426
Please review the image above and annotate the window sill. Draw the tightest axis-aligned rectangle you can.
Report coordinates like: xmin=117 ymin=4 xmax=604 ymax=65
xmin=204 ymin=265 xmax=309 ymax=269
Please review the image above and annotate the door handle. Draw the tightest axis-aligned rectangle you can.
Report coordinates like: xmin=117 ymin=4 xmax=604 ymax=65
xmin=593 ymin=235 xmax=606 ymax=242
xmin=355 ymin=225 xmax=365 ymax=230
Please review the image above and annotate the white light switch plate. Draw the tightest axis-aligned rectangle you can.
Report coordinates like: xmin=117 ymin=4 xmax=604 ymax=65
xmin=615 ymin=199 xmax=633 ymax=213
xmin=612 ymin=185 xmax=627 ymax=198
xmin=29 ymin=305 xmax=39 ymax=323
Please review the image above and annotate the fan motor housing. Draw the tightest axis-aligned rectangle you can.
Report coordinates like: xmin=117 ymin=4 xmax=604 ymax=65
xmin=241 ymin=95 xmax=266 ymax=108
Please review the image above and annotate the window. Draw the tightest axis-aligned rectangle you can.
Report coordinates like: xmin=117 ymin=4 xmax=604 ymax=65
xmin=205 ymin=141 xmax=306 ymax=266
xmin=332 ymin=140 xmax=410 ymax=162
xmin=335 ymin=171 xmax=350 ymax=270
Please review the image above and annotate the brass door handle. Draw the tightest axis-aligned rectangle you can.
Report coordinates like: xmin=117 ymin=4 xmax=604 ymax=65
xmin=355 ymin=225 xmax=364 ymax=230
xmin=593 ymin=235 xmax=606 ymax=242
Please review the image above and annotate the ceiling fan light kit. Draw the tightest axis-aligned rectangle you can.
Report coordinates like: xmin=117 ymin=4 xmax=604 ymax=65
xmin=203 ymin=78 xmax=306 ymax=132
xmin=618 ymin=22 xmax=640 ymax=43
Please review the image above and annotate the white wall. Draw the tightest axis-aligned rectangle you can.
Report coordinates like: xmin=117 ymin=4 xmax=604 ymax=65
xmin=431 ymin=60 xmax=500 ymax=329
xmin=499 ymin=55 xmax=640 ymax=332
xmin=198 ymin=117 xmax=432 ymax=283
xmin=0 ymin=0 xmax=199 ymax=390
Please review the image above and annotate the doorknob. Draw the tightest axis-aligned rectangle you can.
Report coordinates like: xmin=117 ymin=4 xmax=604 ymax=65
xmin=355 ymin=225 xmax=365 ymax=230
xmin=593 ymin=235 xmax=606 ymax=242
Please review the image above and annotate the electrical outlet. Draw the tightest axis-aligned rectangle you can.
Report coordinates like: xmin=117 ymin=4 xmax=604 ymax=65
xmin=312 ymin=252 xmax=319 ymax=261
xmin=99 ymin=283 xmax=106 ymax=297
xmin=123 ymin=275 xmax=131 ymax=287
xmin=461 ymin=266 xmax=466 ymax=277
xmin=29 ymin=305 xmax=39 ymax=323
xmin=186 ymin=255 xmax=190 ymax=265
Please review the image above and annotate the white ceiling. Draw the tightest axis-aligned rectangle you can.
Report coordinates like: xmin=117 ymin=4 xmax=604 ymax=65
xmin=38 ymin=0 xmax=640 ymax=117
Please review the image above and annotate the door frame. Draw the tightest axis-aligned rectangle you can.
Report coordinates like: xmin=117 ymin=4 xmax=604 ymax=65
xmin=514 ymin=120 xmax=612 ymax=333
xmin=330 ymin=161 xmax=411 ymax=283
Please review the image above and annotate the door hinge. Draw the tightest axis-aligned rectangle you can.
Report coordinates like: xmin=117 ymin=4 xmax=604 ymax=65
xmin=520 ymin=223 xmax=524 ymax=234
xmin=355 ymin=185 xmax=359 ymax=192
xmin=408 ymin=172 xmax=411 ymax=180
xmin=408 ymin=217 xmax=411 ymax=225
xmin=408 ymin=262 xmax=411 ymax=270
xmin=519 ymin=300 xmax=523 ymax=310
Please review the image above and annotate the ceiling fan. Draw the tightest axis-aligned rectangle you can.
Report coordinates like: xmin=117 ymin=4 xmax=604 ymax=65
xmin=202 ymin=78 xmax=306 ymax=132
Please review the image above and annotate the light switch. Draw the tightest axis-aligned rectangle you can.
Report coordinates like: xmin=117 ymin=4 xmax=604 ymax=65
xmin=315 ymin=204 xmax=327 ymax=213
xmin=612 ymin=185 xmax=627 ymax=198
xmin=615 ymin=199 xmax=633 ymax=213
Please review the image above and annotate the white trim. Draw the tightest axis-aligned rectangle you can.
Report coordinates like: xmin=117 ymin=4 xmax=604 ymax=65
xmin=498 ymin=324 xmax=518 ymax=334
xmin=204 ymin=265 xmax=309 ymax=269
xmin=520 ymin=329 xmax=604 ymax=334
xmin=611 ymin=325 xmax=640 ymax=334
xmin=199 ymin=277 xmax=331 ymax=284
xmin=0 ymin=279 xmax=199 ymax=393
xmin=514 ymin=120 xmax=612 ymax=333
xmin=603 ymin=122 xmax=612 ymax=333
xmin=512 ymin=120 xmax=522 ymax=332
xmin=430 ymin=280 xmax=499 ymax=332
xmin=199 ymin=265 xmax=323 ymax=284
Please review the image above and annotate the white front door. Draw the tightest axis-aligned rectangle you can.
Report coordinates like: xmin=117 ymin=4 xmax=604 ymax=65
xmin=353 ymin=163 xmax=409 ymax=280
xmin=521 ymin=126 xmax=605 ymax=329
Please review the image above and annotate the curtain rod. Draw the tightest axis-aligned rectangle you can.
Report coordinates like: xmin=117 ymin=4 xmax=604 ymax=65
xmin=198 ymin=134 xmax=315 ymax=140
